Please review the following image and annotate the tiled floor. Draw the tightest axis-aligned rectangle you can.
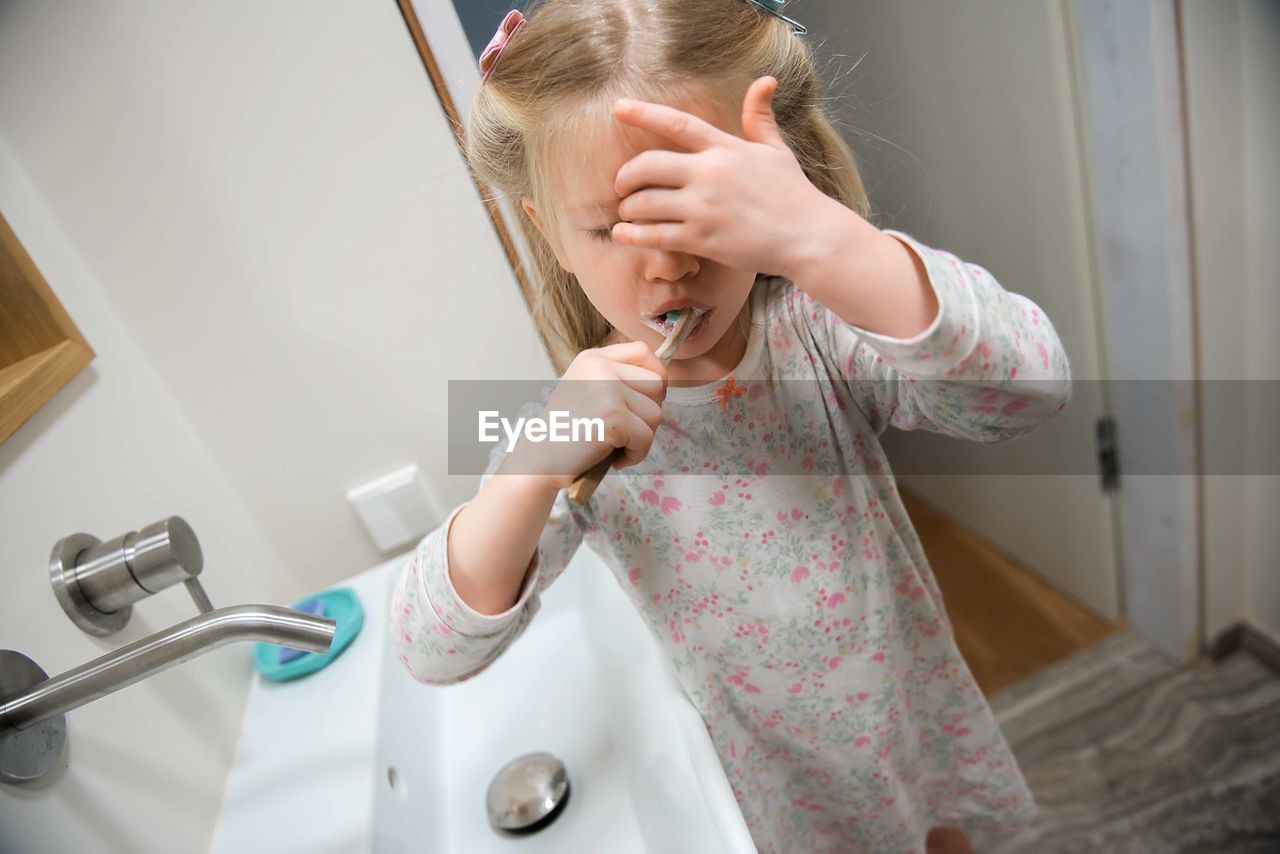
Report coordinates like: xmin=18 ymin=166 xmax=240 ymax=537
xmin=973 ymin=632 xmax=1280 ymax=852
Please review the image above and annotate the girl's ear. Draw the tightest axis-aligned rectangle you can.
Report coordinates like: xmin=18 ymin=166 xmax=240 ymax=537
xmin=521 ymin=195 xmax=546 ymax=231
xmin=521 ymin=195 xmax=573 ymax=274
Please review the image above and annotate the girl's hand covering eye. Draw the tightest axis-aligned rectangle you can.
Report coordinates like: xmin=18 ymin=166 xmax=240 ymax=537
xmin=609 ymin=76 xmax=849 ymax=279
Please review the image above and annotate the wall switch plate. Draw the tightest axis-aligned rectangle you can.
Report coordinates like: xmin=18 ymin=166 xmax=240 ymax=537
xmin=346 ymin=464 xmax=439 ymax=553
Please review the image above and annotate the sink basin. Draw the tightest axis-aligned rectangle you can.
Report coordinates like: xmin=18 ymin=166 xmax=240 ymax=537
xmin=211 ymin=545 xmax=754 ymax=853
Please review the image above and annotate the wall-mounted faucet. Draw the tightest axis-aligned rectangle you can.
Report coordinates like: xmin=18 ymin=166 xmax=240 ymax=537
xmin=0 ymin=517 xmax=337 ymax=784
xmin=49 ymin=516 xmax=213 ymax=635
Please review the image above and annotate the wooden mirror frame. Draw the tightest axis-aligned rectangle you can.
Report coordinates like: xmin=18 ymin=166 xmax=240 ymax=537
xmin=394 ymin=0 xmax=539 ymax=317
xmin=0 ymin=209 xmax=95 ymax=444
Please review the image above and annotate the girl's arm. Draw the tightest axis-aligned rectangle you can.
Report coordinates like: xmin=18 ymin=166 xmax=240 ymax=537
xmin=787 ymin=227 xmax=1072 ymax=442
xmin=389 ymin=396 xmax=588 ymax=685
xmin=447 ymin=472 xmax=562 ymax=616
xmin=787 ymin=203 xmax=942 ymax=341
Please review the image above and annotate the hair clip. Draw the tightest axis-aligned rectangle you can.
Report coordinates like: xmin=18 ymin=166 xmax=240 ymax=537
xmin=746 ymin=0 xmax=807 ymax=35
xmin=479 ymin=9 xmax=528 ymax=83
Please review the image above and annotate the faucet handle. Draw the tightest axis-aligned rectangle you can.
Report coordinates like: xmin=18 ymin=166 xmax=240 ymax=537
xmin=50 ymin=516 xmax=207 ymax=636
xmin=125 ymin=517 xmax=203 ymax=593
xmin=184 ymin=578 xmax=215 ymax=614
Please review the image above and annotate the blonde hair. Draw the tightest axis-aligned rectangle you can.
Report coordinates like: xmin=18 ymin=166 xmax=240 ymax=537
xmin=464 ymin=0 xmax=870 ymax=374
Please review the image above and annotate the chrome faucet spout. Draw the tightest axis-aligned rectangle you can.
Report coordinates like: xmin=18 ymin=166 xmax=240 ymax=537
xmin=0 ymin=605 xmax=336 ymax=735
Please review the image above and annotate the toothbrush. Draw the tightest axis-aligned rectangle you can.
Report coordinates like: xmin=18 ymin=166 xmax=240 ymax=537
xmin=567 ymin=308 xmax=707 ymax=506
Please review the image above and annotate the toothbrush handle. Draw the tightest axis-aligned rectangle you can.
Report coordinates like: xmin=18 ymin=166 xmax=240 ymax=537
xmin=567 ymin=452 xmax=616 ymax=506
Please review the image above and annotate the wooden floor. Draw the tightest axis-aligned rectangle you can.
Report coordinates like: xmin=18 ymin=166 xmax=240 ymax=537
xmin=901 ymin=489 xmax=1121 ymax=696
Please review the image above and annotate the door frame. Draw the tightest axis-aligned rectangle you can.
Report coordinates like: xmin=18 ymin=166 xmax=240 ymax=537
xmin=1063 ymin=0 xmax=1203 ymax=662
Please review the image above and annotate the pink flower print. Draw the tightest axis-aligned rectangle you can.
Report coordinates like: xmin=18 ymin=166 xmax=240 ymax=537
xmin=801 ymin=455 xmax=814 ymax=471
xmin=709 ymin=491 xmax=726 ymax=506
xmin=660 ymin=496 xmax=682 ymax=515
xmin=1001 ymin=397 xmax=1028 ymax=417
xmin=827 ymin=593 xmax=846 ymax=609
xmin=1037 ymin=341 xmax=1050 ymax=369
xmin=975 ymin=390 xmax=1001 ymax=414
xmin=854 ymin=735 xmax=871 ymax=748
xmin=788 ymin=682 xmax=803 ymax=694
xmin=827 ymin=656 xmax=841 ymax=670
xmin=745 ymin=683 xmax=761 ymax=694
xmin=791 ymin=565 xmax=810 ymax=583
xmin=627 ymin=567 xmax=644 ymax=586
xmin=1009 ymin=366 xmax=1018 ymax=379
xmin=871 ymin=651 xmax=886 ymax=663
xmin=754 ymin=462 xmax=770 ymax=476
xmin=640 ymin=489 xmax=659 ymax=505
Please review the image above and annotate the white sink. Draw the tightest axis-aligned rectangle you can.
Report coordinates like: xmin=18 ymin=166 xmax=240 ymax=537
xmin=211 ymin=546 xmax=754 ymax=853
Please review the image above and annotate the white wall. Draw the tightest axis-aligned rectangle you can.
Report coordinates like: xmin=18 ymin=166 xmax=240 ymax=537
xmin=1182 ymin=0 xmax=1280 ymax=643
xmin=0 ymin=0 xmax=549 ymax=850
xmin=0 ymin=134 xmax=300 ymax=852
xmin=0 ymin=0 xmax=552 ymax=592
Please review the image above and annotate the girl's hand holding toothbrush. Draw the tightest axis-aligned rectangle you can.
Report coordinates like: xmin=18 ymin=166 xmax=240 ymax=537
xmin=505 ymin=341 xmax=668 ymax=490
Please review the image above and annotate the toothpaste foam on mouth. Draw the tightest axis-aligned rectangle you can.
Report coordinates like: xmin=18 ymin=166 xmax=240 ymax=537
xmin=644 ymin=307 xmax=708 ymax=336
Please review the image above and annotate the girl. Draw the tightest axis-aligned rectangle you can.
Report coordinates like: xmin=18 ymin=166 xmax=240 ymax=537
xmin=392 ymin=1 xmax=1069 ymax=851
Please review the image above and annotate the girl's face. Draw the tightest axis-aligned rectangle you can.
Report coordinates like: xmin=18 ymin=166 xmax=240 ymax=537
xmin=522 ymin=94 xmax=757 ymax=379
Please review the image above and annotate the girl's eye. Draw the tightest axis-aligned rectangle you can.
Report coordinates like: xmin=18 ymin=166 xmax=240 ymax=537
xmin=589 ymin=225 xmax=615 ymax=243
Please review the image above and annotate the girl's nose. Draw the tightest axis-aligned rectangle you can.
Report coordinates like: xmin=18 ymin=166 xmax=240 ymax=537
xmin=642 ymin=247 xmax=700 ymax=284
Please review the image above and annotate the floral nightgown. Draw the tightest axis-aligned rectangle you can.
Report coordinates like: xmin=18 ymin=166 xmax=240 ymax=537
xmin=390 ymin=230 xmax=1069 ymax=852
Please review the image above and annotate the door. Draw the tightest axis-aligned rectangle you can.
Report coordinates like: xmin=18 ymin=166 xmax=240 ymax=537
xmin=832 ymin=0 xmax=1120 ymax=618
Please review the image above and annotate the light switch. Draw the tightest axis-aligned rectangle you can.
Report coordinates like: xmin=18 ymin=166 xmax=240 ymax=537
xmin=347 ymin=464 xmax=440 ymax=553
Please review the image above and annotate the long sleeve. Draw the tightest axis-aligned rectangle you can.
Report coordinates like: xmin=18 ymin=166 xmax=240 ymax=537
xmin=388 ymin=394 xmax=589 ymax=685
xmin=801 ymin=228 xmax=1072 ymax=443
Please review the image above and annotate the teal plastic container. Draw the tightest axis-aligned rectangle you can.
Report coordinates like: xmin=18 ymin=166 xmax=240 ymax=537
xmin=253 ymin=587 xmax=364 ymax=682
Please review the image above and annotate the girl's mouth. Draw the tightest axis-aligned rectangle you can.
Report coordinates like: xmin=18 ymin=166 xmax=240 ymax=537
xmin=642 ymin=307 xmax=713 ymax=340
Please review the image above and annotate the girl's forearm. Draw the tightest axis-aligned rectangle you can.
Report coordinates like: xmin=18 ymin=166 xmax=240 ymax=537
xmin=446 ymin=467 xmax=561 ymax=616
xmin=786 ymin=197 xmax=939 ymax=340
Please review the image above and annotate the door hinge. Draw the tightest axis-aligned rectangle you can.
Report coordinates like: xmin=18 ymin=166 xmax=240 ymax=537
xmin=1097 ymin=416 xmax=1119 ymax=492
